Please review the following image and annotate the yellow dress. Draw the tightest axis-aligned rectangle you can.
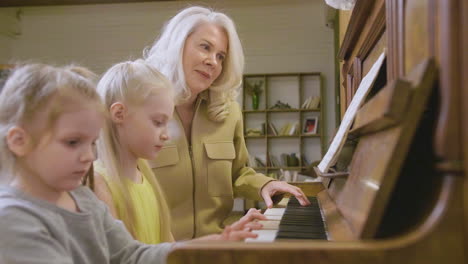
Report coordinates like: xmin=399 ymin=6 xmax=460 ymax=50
xmin=94 ymin=159 xmax=172 ymax=244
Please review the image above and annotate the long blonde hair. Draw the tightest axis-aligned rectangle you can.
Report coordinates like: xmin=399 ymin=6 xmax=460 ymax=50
xmin=96 ymin=59 xmax=173 ymax=241
xmin=0 ymin=63 xmax=100 ymax=183
xmin=144 ymin=6 xmax=244 ymax=122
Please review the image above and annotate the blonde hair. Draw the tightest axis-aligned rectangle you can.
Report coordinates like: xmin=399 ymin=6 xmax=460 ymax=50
xmin=0 ymin=63 xmax=100 ymax=183
xmin=144 ymin=6 xmax=244 ymax=122
xmin=96 ymin=59 xmax=173 ymax=240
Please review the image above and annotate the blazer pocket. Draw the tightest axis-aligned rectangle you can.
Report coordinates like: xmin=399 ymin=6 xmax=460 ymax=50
xmin=148 ymin=145 xmax=179 ymax=168
xmin=204 ymin=142 xmax=236 ymax=197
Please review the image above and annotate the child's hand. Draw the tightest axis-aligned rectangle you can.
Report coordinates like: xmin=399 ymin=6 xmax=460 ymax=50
xmin=230 ymin=208 xmax=266 ymax=232
xmin=195 ymin=208 xmax=267 ymax=241
xmin=218 ymin=225 xmax=257 ymax=241
xmin=218 ymin=208 xmax=267 ymax=241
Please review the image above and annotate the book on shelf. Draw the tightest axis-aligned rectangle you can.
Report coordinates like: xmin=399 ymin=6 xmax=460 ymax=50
xmin=290 ymin=122 xmax=299 ymax=135
xmin=310 ymin=95 xmax=320 ymax=108
xmin=279 ymin=123 xmax=288 ymax=135
xmin=267 ymin=122 xmax=278 ymax=136
xmin=288 ymin=153 xmax=300 ymax=167
xmin=254 ymin=154 xmax=267 ymax=167
xmin=268 ymin=152 xmax=280 ymax=167
xmin=302 ymin=154 xmax=311 ymax=167
xmin=279 ymin=170 xmax=299 ymax=182
xmin=280 ymin=153 xmax=289 ymax=167
xmin=301 ymin=95 xmax=321 ymax=109
xmin=279 ymin=122 xmax=299 ymax=136
xmin=245 ymin=122 xmax=266 ymax=137
xmin=279 ymin=152 xmax=300 ymax=167
xmin=248 ymin=155 xmax=256 ymax=167
xmin=267 ymin=171 xmax=280 ymax=180
xmin=245 ymin=128 xmax=263 ymax=136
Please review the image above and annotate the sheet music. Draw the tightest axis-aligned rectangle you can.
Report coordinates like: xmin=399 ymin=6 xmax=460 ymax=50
xmin=318 ymin=51 xmax=386 ymax=173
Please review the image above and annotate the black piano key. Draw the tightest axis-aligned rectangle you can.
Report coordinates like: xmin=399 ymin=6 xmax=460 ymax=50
xmin=275 ymin=196 xmax=327 ymax=240
xmin=278 ymin=225 xmax=324 ymax=233
xmin=276 ymin=231 xmax=327 ymax=240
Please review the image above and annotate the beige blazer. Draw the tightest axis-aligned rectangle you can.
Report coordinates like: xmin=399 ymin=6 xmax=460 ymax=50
xmin=149 ymin=96 xmax=273 ymax=240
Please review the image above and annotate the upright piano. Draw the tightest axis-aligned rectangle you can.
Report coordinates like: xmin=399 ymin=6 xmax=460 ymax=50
xmin=167 ymin=0 xmax=468 ymax=263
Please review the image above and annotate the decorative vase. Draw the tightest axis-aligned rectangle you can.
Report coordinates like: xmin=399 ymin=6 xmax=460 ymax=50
xmin=252 ymin=93 xmax=260 ymax=110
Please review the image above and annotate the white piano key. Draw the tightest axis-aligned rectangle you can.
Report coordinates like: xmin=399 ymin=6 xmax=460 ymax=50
xmin=277 ymin=197 xmax=290 ymax=207
xmin=245 ymin=229 xmax=278 ymax=242
xmin=265 ymin=214 xmax=282 ymax=220
xmin=257 ymin=220 xmax=280 ymax=230
xmin=263 ymin=208 xmax=285 ymax=216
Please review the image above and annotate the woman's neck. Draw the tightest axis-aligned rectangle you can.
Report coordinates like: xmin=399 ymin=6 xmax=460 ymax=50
xmin=180 ymin=93 xmax=199 ymax=110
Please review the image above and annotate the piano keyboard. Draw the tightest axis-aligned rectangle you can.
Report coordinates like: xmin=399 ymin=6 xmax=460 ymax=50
xmin=246 ymin=196 xmax=328 ymax=242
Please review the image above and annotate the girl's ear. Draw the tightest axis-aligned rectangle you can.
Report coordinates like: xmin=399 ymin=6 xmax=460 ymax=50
xmin=6 ymin=126 xmax=31 ymax=157
xmin=109 ymin=102 xmax=127 ymax=124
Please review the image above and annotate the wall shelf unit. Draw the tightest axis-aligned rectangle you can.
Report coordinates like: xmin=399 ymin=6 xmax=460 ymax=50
xmin=242 ymin=72 xmax=326 ymax=177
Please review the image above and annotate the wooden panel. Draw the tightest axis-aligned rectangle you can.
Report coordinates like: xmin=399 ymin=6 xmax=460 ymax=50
xmin=386 ymin=0 xmax=405 ymax=79
xmin=404 ymin=0 xmax=430 ymax=75
xmin=434 ymin=0 xmax=462 ymax=168
xmin=356 ymin=0 xmax=386 ymax=61
xmin=338 ymin=0 xmax=378 ymax=60
xmin=463 ymin=0 xmax=468 ymax=175
xmin=362 ymin=33 xmax=387 ymax=78
xmin=350 ymin=79 xmax=411 ymax=136
xmin=351 ymin=58 xmax=362 ymax=98
xmin=289 ymin=182 xmax=325 ymax=197
xmin=336 ymin=59 xmax=436 ymax=239
xmin=317 ymin=190 xmax=354 ymax=241
xmin=462 ymin=0 xmax=468 ymax=247
xmin=339 ymin=0 xmax=386 ymax=108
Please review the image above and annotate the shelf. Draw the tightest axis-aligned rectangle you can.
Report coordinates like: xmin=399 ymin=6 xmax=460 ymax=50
xmin=267 ymin=135 xmax=300 ymax=138
xmin=251 ymin=166 xmax=307 ymax=170
xmin=243 ymin=110 xmax=266 ymax=113
xmin=245 ymin=135 xmax=267 ymax=138
xmin=301 ymin=134 xmax=321 ymax=138
xmin=242 ymin=108 xmax=321 ymax=113
xmin=245 ymin=134 xmax=321 ymax=138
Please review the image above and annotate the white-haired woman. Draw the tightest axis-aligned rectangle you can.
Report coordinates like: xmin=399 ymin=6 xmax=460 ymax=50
xmin=144 ymin=6 xmax=310 ymax=240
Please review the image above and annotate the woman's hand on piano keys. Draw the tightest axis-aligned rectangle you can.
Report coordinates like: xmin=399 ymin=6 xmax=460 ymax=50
xmin=260 ymin=181 xmax=311 ymax=208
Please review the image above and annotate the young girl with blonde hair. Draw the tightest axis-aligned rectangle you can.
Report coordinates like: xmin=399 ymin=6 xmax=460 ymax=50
xmin=93 ymin=59 xmax=264 ymax=243
xmin=0 ymin=63 xmax=174 ymax=263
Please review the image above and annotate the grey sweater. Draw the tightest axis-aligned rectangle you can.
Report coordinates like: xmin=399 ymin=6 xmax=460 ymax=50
xmin=0 ymin=186 xmax=174 ymax=264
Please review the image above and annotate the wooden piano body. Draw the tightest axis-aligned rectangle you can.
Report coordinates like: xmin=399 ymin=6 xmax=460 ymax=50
xmin=167 ymin=0 xmax=468 ymax=263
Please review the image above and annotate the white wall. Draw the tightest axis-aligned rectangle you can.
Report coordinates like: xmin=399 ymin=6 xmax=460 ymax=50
xmin=0 ymin=35 xmax=11 ymax=60
xmin=0 ymin=0 xmax=335 ymax=141
xmin=0 ymin=9 xmax=17 ymax=61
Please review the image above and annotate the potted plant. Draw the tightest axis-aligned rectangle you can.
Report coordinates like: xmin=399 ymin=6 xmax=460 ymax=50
xmin=245 ymin=80 xmax=263 ymax=110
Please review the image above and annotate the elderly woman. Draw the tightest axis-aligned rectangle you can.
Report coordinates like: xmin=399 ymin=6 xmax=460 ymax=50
xmin=144 ymin=6 xmax=310 ymax=240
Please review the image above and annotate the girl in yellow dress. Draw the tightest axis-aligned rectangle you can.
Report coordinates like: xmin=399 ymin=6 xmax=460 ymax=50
xmin=93 ymin=59 xmax=264 ymax=243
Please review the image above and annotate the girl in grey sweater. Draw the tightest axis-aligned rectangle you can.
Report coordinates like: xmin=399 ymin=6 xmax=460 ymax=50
xmin=0 ymin=63 xmax=173 ymax=264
